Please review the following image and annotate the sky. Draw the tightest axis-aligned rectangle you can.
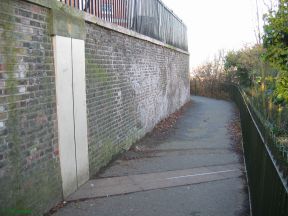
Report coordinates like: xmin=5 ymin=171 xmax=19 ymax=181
xmin=161 ymin=0 xmax=269 ymax=70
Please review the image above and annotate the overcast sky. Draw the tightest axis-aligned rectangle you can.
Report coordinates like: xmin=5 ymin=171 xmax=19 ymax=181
xmin=161 ymin=0 xmax=269 ymax=70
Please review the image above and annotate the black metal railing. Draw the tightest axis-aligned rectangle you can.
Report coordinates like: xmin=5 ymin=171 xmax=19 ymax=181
xmin=191 ymin=81 xmax=288 ymax=216
xmin=58 ymin=0 xmax=188 ymax=51
xmin=228 ymin=84 xmax=288 ymax=216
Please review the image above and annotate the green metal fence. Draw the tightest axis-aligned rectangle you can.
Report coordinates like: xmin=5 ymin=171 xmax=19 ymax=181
xmin=222 ymin=83 xmax=288 ymax=216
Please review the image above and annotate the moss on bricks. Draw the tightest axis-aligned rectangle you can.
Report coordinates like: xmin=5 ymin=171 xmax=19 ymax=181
xmin=0 ymin=1 xmax=62 ymax=215
xmin=92 ymin=139 xmax=121 ymax=174
xmin=0 ymin=0 xmax=23 ymax=211
xmin=89 ymin=127 xmax=144 ymax=176
xmin=87 ymin=64 xmax=109 ymax=83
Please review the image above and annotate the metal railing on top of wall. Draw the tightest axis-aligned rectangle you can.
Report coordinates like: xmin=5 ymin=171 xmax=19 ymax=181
xmin=58 ymin=0 xmax=188 ymax=51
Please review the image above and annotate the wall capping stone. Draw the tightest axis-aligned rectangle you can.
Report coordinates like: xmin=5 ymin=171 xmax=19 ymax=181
xmin=23 ymin=0 xmax=190 ymax=55
xmin=50 ymin=4 xmax=86 ymax=39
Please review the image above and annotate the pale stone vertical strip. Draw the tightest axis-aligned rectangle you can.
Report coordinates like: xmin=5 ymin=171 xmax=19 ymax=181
xmin=72 ymin=38 xmax=90 ymax=187
xmin=53 ymin=36 xmax=78 ymax=198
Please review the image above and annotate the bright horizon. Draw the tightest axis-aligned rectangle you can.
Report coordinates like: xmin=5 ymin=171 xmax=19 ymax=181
xmin=162 ymin=0 xmax=269 ymax=70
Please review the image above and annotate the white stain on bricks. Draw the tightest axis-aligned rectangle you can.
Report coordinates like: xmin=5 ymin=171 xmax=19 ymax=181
xmin=131 ymin=61 xmax=190 ymax=133
xmin=18 ymin=86 xmax=26 ymax=94
xmin=0 ymin=121 xmax=5 ymax=130
xmin=17 ymin=59 xmax=27 ymax=79
xmin=129 ymin=64 xmax=160 ymax=131
xmin=0 ymin=105 xmax=5 ymax=112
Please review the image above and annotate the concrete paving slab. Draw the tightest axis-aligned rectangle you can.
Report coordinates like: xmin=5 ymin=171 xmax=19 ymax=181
xmin=67 ymin=164 xmax=243 ymax=201
xmin=55 ymin=178 xmax=248 ymax=216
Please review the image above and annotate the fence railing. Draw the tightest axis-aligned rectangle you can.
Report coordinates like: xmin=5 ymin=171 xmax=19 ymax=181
xmin=228 ymin=84 xmax=288 ymax=216
xmin=58 ymin=0 xmax=188 ymax=51
xmin=190 ymin=80 xmax=288 ymax=216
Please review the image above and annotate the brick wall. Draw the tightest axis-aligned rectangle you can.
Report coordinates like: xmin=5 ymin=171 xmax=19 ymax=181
xmin=0 ymin=0 xmax=62 ymax=215
xmin=85 ymin=23 xmax=190 ymax=175
xmin=0 ymin=0 xmax=190 ymax=214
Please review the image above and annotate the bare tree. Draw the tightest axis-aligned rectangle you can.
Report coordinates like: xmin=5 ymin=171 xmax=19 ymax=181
xmin=254 ymin=0 xmax=279 ymax=43
xmin=262 ymin=0 xmax=279 ymax=11
xmin=255 ymin=0 xmax=262 ymax=44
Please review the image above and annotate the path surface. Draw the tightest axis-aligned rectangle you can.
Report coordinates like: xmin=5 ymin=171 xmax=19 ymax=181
xmin=54 ymin=96 xmax=250 ymax=216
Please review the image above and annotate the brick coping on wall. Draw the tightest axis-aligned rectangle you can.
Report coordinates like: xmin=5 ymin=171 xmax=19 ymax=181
xmin=24 ymin=0 xmax=190 ymax=55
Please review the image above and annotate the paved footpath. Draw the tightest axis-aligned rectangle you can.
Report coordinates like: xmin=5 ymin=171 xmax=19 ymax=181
xmin=54 ymin=96 xmax=250 ymax=216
